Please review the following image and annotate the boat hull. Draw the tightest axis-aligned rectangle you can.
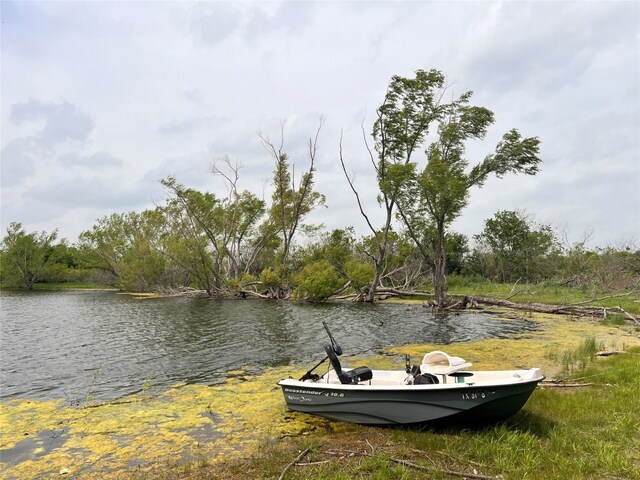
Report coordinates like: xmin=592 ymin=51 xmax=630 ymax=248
xmin=278 ymin=378 xmax=541 ymax=425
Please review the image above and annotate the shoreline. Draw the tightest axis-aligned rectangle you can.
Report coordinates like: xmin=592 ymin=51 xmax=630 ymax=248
xmin=2 ymin=308 xmax=639 ymax=478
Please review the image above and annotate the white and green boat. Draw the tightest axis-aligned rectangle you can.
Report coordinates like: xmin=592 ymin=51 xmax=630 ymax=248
xmin=278 ymin=322 xmax=544 ymax=426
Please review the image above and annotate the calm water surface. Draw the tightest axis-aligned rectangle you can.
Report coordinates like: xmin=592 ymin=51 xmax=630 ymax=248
xmin=0 ymin=290 xmax=538 ymax=402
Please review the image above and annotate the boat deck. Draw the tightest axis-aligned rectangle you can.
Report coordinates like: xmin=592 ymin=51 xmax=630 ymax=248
xmin=311 ymin=367 xmax=542 ymax=388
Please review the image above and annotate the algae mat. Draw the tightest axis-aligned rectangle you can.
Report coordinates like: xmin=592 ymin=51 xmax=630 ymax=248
xmin=1 ymin=312 xmax=638 ymax=479
xmin=0 ymin=367 xmax=358 ymax=479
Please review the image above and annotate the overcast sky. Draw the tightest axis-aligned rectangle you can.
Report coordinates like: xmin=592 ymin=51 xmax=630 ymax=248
xmin=1 ymin=0 xmax=639 ymax=248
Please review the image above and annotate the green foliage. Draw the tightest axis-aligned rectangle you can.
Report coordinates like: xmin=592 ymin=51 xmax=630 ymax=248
xmin=9 ymin=69 xmax=640 ymax=298
xmin=293 ymin=228 xmax=356 ymax=276
xmin=79 ymin=210 xmax=171 ymax=292
xmin=0 ymin=222 xmax=58 ymax=289
xmin=293 ymin=260 xmax=343 ymax=301
xmin=473 ymin=210 xmax=556 ymax=282
xmin=259 ymin=126 xmax=326 ymax=296
xmin=344 ymin=260 xmax=375 ymax=293
xmin=373 ymin=68 xmax=447 ymax=164
xmin=259 ymin=267 xmax=280 ymax=289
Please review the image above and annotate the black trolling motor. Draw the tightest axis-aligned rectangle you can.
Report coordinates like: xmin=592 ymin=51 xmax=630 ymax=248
xmin=299 ymin=321 xmax=343 ymax=381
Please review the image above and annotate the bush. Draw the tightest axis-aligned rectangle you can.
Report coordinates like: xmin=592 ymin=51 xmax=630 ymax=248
xmin=293 ymin=261 xmax=343 ymax=301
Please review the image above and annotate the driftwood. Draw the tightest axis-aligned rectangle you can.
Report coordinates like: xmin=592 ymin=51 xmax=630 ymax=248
xmin=448 ymin=291 xmax=640 ymax=324
xmin=164 ymin=287 xmax=210 ymax=298
xmin=279 ymin=448 xmax=309 ymax=480
xmin=238 ymin=289 xmax=269 ymax=299
xmin=538 ymin=382 xmax=593 ymax=388
xmin=332 ymin=288 xmax=431 ymax=301
xmin=376 ymin=288 xmax=431 ymax=297
xmin=284 ymin=444 xmax=502 ymax=480
xmin=596 ymin=350 xmax=626 ymax=357
xmin=390 ymin=457 xmax=502 ymax=479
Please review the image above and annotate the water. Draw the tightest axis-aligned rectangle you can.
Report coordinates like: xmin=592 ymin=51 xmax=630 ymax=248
xmin=0 ymin=290 xmax=538 ymax=402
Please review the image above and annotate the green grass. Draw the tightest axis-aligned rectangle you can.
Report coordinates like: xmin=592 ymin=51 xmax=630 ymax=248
xmin=125 ymin=347 xmax=640 ymax=480
xmin=545 ymin=336 xmax=606 ymax=374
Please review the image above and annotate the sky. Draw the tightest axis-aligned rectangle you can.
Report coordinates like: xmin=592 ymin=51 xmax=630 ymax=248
xmin=1 ymin=0 xmax=639 ymax=249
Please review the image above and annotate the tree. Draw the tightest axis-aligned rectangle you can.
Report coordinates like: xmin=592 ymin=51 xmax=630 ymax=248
xmin=340 ymin=69 xmax=449 ymax=302
xmin=260 ymin=120 xmax=326 ymax=297
xmin=292 ymin=228 xmax=355 ymax=276
xmin=210 ymin=157 xmax=269 ymax=279
xmin=78 ymin=210 xmax=170 ymax=291
xmin=474 ymin=210 xmax=555 ymax=282
xmin=395 ymin=78 xmax=541 ymax=308
xmin=0 ymin=222 xmax=58 ymax=289
xmin=293 ymin=260 xmax=343 ymax=301
xmin=160 ymin=178 xmax=232 ymax=295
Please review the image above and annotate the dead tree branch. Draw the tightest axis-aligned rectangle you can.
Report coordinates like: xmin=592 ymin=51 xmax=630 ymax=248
xmin=279 ymin=448 xmax=310 ymax=480
xmin=389 ymin=457 xmax=502 ymax=479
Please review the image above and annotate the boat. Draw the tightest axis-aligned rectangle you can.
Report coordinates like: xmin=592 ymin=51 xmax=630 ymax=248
xmin=277 ymin=322 xmax=544 ymax=426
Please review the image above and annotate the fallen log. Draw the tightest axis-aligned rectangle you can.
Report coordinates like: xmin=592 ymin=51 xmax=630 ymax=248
xmin=375 ymin=288 xmax=431 ymax=297
xmin=596 ymin=350 xmax=626 ymax=357
xmin=448 ymin=293 xmax=640 ymax=324
xmin=538 ymin=382 xmax=593 ymax=388
xmin=238 ymin=289 xmax=269 ymax=299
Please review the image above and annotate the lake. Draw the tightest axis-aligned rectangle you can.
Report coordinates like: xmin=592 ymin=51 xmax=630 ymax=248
xmin=0 ymin=290 xmax=539 ymax=402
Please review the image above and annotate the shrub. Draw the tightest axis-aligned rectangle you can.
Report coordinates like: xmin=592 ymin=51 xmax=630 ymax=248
xmin=293 ymin=261 xmax=343 ymax=301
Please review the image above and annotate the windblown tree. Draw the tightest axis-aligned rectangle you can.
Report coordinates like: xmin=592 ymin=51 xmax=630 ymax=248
xmin=396 ymin=93 xmax=541 ymax=308
xmin=0 ymin=222 xmax=58 ymax=289
xmin=260 ymin=120 xmax=326 ymax=297
xmin=340 ymin=69 xmax=450 ymax=302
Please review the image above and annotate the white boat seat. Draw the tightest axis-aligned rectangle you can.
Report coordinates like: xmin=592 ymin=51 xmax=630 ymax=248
xmin=421 ymin=351 xmax=472 ymax=375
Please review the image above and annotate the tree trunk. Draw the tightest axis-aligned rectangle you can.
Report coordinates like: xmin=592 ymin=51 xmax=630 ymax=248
xmin=365 ymin=261 xmax=382 ymax=303
xmin=433 ymin=221 xmax=447 ymax=308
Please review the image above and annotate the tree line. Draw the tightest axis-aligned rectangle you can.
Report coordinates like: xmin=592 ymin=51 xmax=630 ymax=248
xmin=2 ymin=70 xmax=638 ymax=304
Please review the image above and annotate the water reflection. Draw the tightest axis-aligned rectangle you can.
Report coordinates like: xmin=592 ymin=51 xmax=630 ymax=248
xmin=0 ymin=291 xmax=538 ymax=402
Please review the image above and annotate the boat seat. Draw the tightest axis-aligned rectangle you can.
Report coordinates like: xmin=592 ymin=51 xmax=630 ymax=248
xmin=413 ymin=372 xmax=439 ymax=384
xmin=324 ymin=344 xmax=372 ymax=384
xmin=421 ymin=351 xmax=472 ymax=375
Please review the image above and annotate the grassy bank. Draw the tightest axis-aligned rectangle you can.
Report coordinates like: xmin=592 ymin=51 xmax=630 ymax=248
xmin=127 ymin=345 xmax=640 ymax=480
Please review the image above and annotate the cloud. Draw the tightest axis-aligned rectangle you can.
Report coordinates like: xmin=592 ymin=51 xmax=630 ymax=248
xmin=244 ymin=1 xmax=315 ymax=41
xmin=0 ymin=138 xmax=39 ymax=187
xmin=157 ymin=115 xmax=227 ymax=136
xmin=31 ymin=174 xmax=158 ymax=210
xmin=189 ymin=2 xmax=242 ymax=47
xmin=10 ymin=98 xmax=94 ymax=151
xmin=1 ymin=1 xmax=638 ymax=247
xmin=457 ymin=2 xmax=639 ymax=95
xmin=182 ymin=89 xmax=207 ymax=107
xmin=58 ymin=151 xmax=123 ymax=167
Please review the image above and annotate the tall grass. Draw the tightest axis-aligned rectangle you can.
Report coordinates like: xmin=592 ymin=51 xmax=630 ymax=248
xmin=547 ymin=336 xmax=605 ymax=374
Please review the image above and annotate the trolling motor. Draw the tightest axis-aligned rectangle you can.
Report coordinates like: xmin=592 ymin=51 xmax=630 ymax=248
xmin=299 ymin=321 xmax=343 ymax=381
